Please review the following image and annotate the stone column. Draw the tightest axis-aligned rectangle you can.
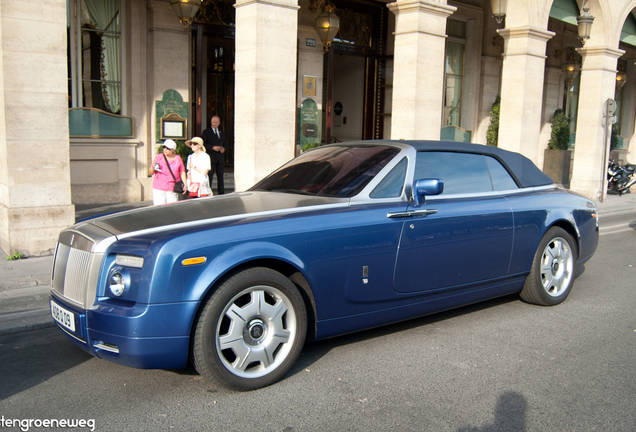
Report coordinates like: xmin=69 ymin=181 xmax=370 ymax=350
xmin=234 ymin=0 xmax=299 ymax=191
xmin=570 ymin=47 xmax=624 ymax=201
xmin=387 ymin=0 xmax=456 ymax=140
xmin=0 ymin=0 xmax=74 ymax=256
xmin=497 ymin=27 xmax=554 ymax=166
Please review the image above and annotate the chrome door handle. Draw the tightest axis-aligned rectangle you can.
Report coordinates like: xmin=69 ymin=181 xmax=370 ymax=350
xmin=387 ymin=209 xmax=437 ymax=218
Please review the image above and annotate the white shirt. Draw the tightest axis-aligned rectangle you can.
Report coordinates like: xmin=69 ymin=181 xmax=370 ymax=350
xmin=188 ymin=152 xmax=211 ymax=184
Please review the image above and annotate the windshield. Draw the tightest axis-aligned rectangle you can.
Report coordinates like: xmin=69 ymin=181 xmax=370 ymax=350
xmin=250 ymin=145 xmax=401 ymax=197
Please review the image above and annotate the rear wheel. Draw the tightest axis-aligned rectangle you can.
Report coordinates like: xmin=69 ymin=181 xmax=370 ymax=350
xmin=520 ymin=227 xmax=577 ymax=306
xmin=193 ymin=267 xmax=307 ymax=390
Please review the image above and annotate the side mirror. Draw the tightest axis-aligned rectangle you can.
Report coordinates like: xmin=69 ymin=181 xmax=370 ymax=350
xmin=413 ymin=178 xmax=444 ymax=205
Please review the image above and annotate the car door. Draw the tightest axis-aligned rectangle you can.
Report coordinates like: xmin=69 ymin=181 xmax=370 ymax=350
xmin=393 ymin=151 xmax=516 ymax=294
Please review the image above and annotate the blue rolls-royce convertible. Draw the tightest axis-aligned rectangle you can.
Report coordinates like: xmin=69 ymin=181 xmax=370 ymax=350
xmin=50 ymin=140 xmax=599 ymax=390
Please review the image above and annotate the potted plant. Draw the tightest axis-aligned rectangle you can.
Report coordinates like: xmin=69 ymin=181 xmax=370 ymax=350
xmin=486 ymin=96 xmax=500 ymax=147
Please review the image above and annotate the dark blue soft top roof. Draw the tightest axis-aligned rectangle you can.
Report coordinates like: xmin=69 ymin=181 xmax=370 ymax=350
xmin=370 ymin=140 xmax=554 ymax=188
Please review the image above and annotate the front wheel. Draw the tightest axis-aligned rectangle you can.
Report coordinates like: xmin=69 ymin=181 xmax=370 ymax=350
xmin=520 ymin=227 xmax=577 ymax=306
xmin=193 ymin=267 xmax=307 ymax=390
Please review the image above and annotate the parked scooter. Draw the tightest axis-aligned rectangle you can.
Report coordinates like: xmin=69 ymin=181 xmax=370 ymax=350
xmin=607 ymin=160 xmax=636 ymax=196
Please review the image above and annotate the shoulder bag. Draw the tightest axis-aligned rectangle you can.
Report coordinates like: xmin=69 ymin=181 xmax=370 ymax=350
xmin=163 ymin=153 xmax=185 ymax=194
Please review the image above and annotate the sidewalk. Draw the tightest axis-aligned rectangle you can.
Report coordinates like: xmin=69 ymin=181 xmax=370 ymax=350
xmin=2 ymin=192 xmax=636 ymax=336
xmin=0 ymin=200 xmax=155 ymax=335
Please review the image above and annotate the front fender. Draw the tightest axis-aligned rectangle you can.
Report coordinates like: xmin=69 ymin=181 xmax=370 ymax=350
xmin=188 ymin=241 xmax=308 ymax=301
xmin=149 ymin=240 xmax=307 ymax=304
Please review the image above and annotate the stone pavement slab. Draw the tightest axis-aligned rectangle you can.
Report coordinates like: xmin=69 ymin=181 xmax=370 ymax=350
xmin=0 ymin=253 xmax=54 ymax=335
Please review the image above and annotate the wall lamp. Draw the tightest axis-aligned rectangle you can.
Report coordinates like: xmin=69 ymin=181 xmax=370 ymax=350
xmin=577 ymin=7 xmax=594 ymax=46
xmin=315 ymin=3 xmax=340 ymax=52
xmin=170 ymin=0 xmax=202 ymax=30
xmin=490 ymin=0 xmax=507 ymax=24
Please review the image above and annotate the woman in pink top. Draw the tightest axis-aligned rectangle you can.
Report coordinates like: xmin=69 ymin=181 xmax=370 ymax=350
xmin=148 ymin=139 xmax=186 ymax=205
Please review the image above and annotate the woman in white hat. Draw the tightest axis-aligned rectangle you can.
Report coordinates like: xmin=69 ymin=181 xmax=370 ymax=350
xmin=185 ymin=137 xmax=212 ymax=197
xmin=148 ymin=139 xmax=186 ymax=205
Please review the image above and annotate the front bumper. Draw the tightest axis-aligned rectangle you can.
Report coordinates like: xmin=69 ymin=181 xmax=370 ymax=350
xmin=51 ymin=293 xmax=199 ymax=369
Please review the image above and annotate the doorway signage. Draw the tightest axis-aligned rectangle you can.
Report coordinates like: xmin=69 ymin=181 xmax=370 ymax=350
xmin=155 ymin=89 xmax=188 ymax=143
xmin=298 ymin=98 xmax=321 ymax=150
xmin=303 ymin=75 xmax=317 ymax=97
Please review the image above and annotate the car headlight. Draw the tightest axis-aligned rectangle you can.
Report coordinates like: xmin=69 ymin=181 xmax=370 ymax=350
xmin=109 ymin=271 xmax=127 ymax=297
xmin=103 ymin=258 xmax=141 ymax=301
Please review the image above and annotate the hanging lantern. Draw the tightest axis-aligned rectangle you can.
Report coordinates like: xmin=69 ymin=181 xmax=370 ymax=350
xmin=315 ymin=3 xmax=340 ymax=52
xmin=616 ymin=65 xmax=627 ymax=92
xmin=562 ymin=47 xmax=581 ymax=85
xmin=576 ymin=8 xmax=594 ymax=46
xmin=490 ymin=0 xmax=507 ymax=24
xmin=170 ymin=0 xmax=201 ymax=30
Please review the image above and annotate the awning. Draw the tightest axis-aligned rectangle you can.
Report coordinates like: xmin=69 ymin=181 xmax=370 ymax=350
xmin=550 ymin=0 xmax=636 ymax=47
xmin=549 ymin=0 xmax=579 ymax=26
xmin=620 ymin=12 xmax=636 ymax=47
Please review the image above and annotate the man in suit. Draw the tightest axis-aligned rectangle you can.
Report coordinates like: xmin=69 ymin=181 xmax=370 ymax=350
xmin=201 ymin=115 xmax=226 ymax=194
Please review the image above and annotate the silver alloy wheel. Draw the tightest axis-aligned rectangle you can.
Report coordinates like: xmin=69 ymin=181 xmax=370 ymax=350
xmin=215 ymin=285 xmax=297 ymax=379
xmin=539 ymin=236 xmax=574 ymax=297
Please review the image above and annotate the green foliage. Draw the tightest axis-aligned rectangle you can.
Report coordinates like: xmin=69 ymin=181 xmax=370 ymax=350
xmin=610 ymin=124 xmax=620 ymax=150
xmin=486 ymin=96 xmax=500 ymax=147
xmin=548 ymin=109 xmax=571 ymax=150
xmin=175 ymin=142 xmax=193 ymax=165
xmin=301 ymin=142 xmax=321 ymax=152
xmin=6 ymin=250 xmax=24 ymax=260
xmin=156 ymin=141 xmax=192 ymax=165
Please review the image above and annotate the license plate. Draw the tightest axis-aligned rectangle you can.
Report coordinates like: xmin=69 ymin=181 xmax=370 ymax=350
xmin=51 ymin=300 xmax=76 ymax=332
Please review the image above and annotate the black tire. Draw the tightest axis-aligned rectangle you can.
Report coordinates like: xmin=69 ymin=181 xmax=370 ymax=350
xmin=193 ymin=267 xmax=307 ymax=390
xmin=520 ymin=227 xmax=577 ymax=306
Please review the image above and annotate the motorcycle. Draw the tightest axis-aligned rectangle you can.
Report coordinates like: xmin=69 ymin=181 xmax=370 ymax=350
xmin=607 ymin=160 xmax=636 ymax=196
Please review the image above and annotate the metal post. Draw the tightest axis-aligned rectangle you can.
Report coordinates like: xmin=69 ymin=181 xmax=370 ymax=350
xmin=601 ymin=99 xmax=616 ymax=203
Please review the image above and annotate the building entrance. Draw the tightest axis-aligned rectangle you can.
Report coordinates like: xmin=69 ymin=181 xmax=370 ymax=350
xmin=323 ymin=0 xmax=390 ymax=143
xmin=193 ymin=25 xmax=235 ymax=167
xmin=190 ymin=0 xmax=389 ymax=158
xmin=328 ymin=51 xmax=389 ymax=142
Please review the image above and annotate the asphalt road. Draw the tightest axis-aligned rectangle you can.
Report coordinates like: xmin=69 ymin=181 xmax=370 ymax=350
xmin=0 ymin=228 xmax=634 ymax=432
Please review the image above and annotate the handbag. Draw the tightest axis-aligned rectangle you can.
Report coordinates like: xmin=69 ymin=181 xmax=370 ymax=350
xmin=198 ymin=180 xmax=213 ymax=197
xmin=187 ymin=155 xmax=200 ymax=197
xmin=187 ymin=180 xmax=212 ymax=198
xmin=188 ymin=182 xmax=200 ymax=197
xmin=163 ymin=153 xmax=185 ymax=194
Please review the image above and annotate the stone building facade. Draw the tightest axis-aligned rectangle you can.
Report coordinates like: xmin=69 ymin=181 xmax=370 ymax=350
xmin=1 ymin=0 xmax=636 ymax=256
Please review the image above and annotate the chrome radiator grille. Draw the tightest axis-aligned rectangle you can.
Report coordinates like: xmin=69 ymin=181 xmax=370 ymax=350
xmin=51 ymin=234 xmax=95 ymax=308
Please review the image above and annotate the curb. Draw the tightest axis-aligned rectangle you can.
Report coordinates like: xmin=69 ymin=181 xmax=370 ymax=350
xmin=597 ymin=206 xmax=636 ymax=216
xmin=0 ymin=309 xmax=55 ymax=336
